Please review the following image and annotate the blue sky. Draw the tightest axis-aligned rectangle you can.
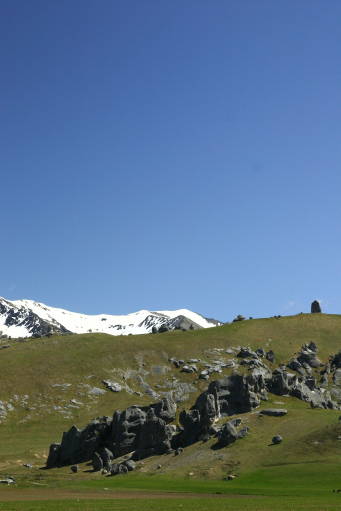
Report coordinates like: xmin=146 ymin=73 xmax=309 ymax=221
xmin=1 ymin=0 xmax=341 ymax=321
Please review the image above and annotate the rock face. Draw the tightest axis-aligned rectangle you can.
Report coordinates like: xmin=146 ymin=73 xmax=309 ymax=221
xmin=311 ymin=300 xmax=321 ymax=313
xmin=47 ymin=397 xmax=176 ymax=468
xmin=134 ymin=408 xmax=173 ymax=459
xmin=46 ymin=417 xmax=111 ymax=468
xmin=268 ymin=368 xmax=337 ymax=409
xmin=177 ymin=373 xmax=267 ymax=446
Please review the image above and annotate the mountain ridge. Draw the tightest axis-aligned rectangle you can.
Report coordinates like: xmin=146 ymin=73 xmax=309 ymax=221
xmin=0 ymin=297 xmax=220 ymax=338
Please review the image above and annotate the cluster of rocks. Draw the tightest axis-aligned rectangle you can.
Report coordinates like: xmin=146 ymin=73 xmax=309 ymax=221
xmin=47 ymin=373 xmax=262 ymax=472
xmin=170 ymin=356 xmax=236 ymax=380
xmin=287 ymin=342 xmax=322 ymax=376
xmin=46 ymin=337 xmax=341 ymax=476
xmin=176 ymin=372 xmax=266 ymax=446
xmin=47 ymin=397 xmax=177 ymax=472
xmin=269 ymin=368 xmax=336 ymax=409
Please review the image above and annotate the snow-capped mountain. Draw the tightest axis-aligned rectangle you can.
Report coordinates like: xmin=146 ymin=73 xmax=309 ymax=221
xmin=0 ymin=297 xmax=220 ymax=339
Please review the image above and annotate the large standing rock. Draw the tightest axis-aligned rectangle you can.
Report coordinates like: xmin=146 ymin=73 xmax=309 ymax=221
xmin=110 ymin=398 xmax=176 ymax=458
xmin=49 ymin=420 xmax=110 ymax=467
xmin=134 ymin=408 xmax=173 ymax=459
xmin=110 ymin=406 xmax=147 ymax=457
xmin=178 ymin=409 xmax=202 ymax=446
xmin=311 ymin=301 xmax=321 ymax=313
xmin=46 ymin=443 xmax=61 ymax=469
xmin=152 ymin=397 xmax=177 ymax=423
xmin=216 ymin=422 xmax=239 ymax=447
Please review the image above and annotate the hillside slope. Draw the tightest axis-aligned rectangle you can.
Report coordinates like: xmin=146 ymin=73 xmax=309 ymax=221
xmin=1 ymin=313 xmax=341 ymax=490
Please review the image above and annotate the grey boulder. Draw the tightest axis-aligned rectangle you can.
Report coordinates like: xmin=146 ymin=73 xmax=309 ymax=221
xmin=260 ymin=409 xmax=287 ymax=417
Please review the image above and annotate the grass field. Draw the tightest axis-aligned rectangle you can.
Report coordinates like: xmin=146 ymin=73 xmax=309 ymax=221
xmin=1 ymin=313 xmax=341 ymax=509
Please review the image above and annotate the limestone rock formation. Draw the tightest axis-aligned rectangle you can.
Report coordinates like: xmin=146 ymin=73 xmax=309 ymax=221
xmin=176 ymin=373 xmax=268 ymax=447
xmin=46 ymin=397 xmax=176 ymax=468
xmin=311 ymin=300 xmax=321 ymax=313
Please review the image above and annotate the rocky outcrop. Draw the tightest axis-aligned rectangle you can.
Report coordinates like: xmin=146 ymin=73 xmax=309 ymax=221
xmin=46 ymin=416 xmax=111 ymax=468
xmin=215 ymin=422 xmax=239 ymax=447
xmin=311 ymin=301 xmax=322 ymax=313
xmin=133 ymin=408 xmax=173 ymax=460
xmin=215 ymin=421 xmax=249 ymax=448
xmin=268 ymin=368 xmax=337 ymax=409
xmin=176 ymin=373 xmax=268 ymax=446
xmin=47 ymin=397 xmax=176 ymax=468
xmin=297 ymin=343 xmax=322 ymax=368
xmin=46 ymin=340 xmax=340 ymax=476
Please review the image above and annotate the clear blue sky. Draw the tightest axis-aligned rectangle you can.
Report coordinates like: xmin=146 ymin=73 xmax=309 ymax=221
xmin=1 ymin=0 xmax=341 ymax=321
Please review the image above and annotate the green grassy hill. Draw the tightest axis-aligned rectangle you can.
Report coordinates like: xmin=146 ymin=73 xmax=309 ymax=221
xmin=1 ymin=313 xmax=341 ymax=509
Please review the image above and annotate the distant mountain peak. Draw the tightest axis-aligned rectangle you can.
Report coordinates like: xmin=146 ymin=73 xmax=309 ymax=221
xmin=0 ymin=297 xmax=220 ymax=339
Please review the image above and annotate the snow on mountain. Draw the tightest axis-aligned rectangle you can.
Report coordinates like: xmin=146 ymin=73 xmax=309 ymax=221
xmin=0 ymin=297 xmax=220 ymax=338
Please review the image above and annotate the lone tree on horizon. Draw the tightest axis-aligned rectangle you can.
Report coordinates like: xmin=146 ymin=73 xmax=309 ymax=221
xmin=311 ymin=300 xmax=322 ymax=313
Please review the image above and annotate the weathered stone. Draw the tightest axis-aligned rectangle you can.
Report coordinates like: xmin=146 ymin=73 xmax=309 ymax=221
xmin=123 ymin=459 xmax=136 ymax=471
xmin=266 ymin=350 xmax=275 ymax=363
xmin=216 ymin=422 xmax=239 ymax=447
xmin=311 ymin=301 xmax=321 ymax=313
xmin=238 ymin=426 xmax=249 ymax=438
xmin=287 ymin=359 xmax=305 ymax=375
xmin=260 ymin=409 xmax=287 ymax=417
xmin=181 ymin=365 xmax=197 ymax=373
xmin=100 ymin=447 xmax=113 ymax=471
xmin=268 ymin=369 xmax=291 ymax=395
xmin=102 ymin=380 xmax=122 ymax=392
xmin=237 ymin=347 xmax=258 ymax=359
xmin=92 ymin=452 xmax=103 ymax=472
xmin=46 ymin=398 xmax=176 ymax=468
xmin=297 ymin=345 xmax=322 ymax=368
xmin=46 ymin=443 xmax=61 ymax=468
xmin=272 ymin=435 xmax=283 ymax=444
xmin=199 ymin=371 xmax=209 ymax=380
xmin=256 ymin=348 xmax=266 ymax=358
xmin=332 ymin=352 xmax=341 ymax=369
xmin=134 ymin=408 xmax=173 ymax=459
xmin=320 ymin=373 xmax=329 ymax=386
xmin=176 ymin=373 xmax=267 ymax=447
xmin=152 ymin=397 xmax=177 ymax=423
